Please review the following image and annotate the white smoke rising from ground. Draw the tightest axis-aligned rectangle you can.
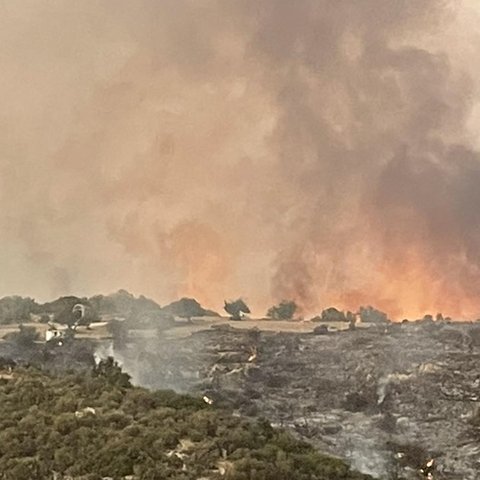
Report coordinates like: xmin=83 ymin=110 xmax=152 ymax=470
xmin=93 ymin=341 xmax=115 ymax=366
xmin=94 ymin=340 xmax=144 ymax=387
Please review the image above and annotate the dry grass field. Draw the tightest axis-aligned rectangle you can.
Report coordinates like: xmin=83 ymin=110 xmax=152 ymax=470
xmin=0 ymin=317 xmax=371 ymax=343
xmin=165 ymin=316 xmax=364 ymax=338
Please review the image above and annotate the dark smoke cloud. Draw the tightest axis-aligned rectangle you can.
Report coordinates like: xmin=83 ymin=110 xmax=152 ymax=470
xmin=1 ymin=0 xmax=480 ymax=318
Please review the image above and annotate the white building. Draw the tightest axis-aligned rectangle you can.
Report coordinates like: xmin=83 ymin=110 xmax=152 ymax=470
xmin=45 ymin=328 xmax=65 ymax=342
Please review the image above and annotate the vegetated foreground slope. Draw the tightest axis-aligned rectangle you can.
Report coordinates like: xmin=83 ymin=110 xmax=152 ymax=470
xmin=0 ymin=360 xmax=374 ymax=480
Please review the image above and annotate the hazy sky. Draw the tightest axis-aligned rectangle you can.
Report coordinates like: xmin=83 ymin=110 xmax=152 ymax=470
xmin=2 ymin=1 xmax=480 ymax=319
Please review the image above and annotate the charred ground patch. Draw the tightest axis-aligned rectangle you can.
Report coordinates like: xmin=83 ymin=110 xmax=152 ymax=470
xmin=116 ymin=322 xmax=480 ymax=479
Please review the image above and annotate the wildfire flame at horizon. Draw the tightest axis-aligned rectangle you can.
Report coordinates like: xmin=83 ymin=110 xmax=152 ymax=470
xmin=2 ymin=1 xmax=480 ymax=322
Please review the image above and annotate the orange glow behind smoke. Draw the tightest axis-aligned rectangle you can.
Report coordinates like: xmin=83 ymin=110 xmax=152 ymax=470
xmin=2 ymin=1 xmax=480 ymax=322
xmin=335 ymin=249 xmax=480 ymax=321
xmin=170 ymin=222 xmax=231 ymax=307
xmin=268 ymin=232 xmax=480 ymax=322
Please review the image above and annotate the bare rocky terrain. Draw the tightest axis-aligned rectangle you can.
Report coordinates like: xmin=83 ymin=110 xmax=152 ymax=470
xmin=116 ymin=321 xmax=480 ymax=480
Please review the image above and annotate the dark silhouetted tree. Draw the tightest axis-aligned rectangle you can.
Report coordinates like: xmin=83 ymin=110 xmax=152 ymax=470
xmin=321 ymin=307 xmax=347 ymax=322
xmin=359 ymin=306 xmax=389 ymax=323
xmin=224 ymin=298 xmax=250 ymax=321
xmin=266 ymin=300 xmax=297 ymax=320
xmin=161 ymin=297 xmax=219 ymax=320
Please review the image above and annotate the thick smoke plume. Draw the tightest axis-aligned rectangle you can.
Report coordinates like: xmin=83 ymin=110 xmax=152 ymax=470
xmin=2 ymin=0 xmax=480 ymax=319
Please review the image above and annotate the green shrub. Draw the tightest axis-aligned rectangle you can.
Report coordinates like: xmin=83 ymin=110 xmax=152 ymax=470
xmin=0 ymin=365 xmax=376 ymax=480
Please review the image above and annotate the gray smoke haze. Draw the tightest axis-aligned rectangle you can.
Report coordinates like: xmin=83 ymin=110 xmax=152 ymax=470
xmin=2 ymin=0 xmax=480 ymax=319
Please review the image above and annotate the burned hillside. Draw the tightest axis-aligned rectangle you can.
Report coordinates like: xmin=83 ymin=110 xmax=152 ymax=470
xmin=115 ymin=321 xmax=480 ymax=479
xmin=0 ymin=292 xmax=479 ymax=479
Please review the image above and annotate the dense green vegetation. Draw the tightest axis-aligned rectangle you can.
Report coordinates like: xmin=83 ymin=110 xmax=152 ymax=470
xmin=0 ymin=296 xmax=37 ymax=324
xmin=0 ymin=360 xmax=374 ymax=480
xmin=0 ymin=291 xmax=219 ymax=331
xmin=0 ymin=290 xmax=165 ymax=326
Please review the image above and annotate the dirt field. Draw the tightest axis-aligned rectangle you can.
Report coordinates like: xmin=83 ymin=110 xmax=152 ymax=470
xmin=165 ymin=316 xmax=368 ymax=338
xmin=0 ymin=317 xmax=367 ymax=342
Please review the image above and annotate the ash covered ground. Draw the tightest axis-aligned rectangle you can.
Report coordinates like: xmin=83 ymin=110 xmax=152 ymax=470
xmin=116 ymin=321 xmax=480 ymax=480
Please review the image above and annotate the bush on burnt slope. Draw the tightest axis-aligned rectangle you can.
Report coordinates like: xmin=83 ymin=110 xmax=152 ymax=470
xmin=0 ymin=360 xmax=375 ymax=480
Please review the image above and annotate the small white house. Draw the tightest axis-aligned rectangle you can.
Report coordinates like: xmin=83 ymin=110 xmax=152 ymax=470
xmin=46 ymin=328 xmax=65 ymax=342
